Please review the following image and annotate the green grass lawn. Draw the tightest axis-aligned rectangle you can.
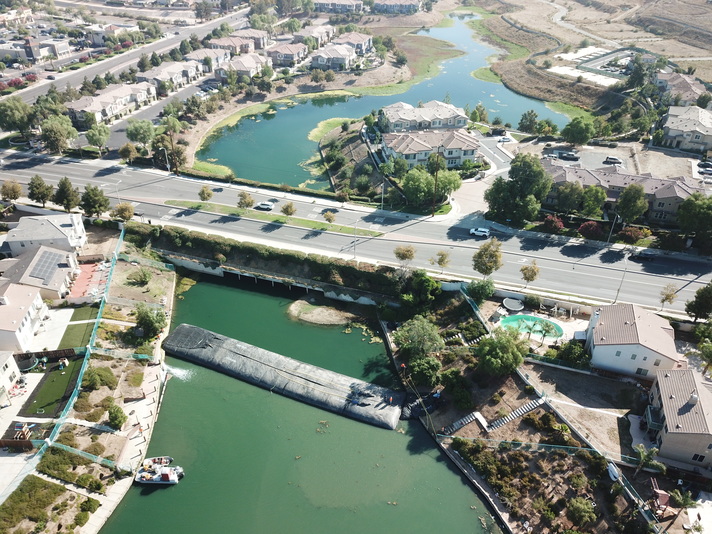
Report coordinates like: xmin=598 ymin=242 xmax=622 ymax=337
xmin=70 ymin=306 xmax=99 ymax=322
xmin=57 ymin=322 xmax=95 ymax=350
xmin=25 ymin=358 xmax=84 ymax=417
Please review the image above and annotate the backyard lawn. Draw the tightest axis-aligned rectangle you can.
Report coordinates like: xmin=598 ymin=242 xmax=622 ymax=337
xmin=23 ymin=358 xmax=84 ymax=417
xmin=70 ymin=306 xmax=100 ymax=322
xmin=57 ymin=322 xmax=95 ymax=350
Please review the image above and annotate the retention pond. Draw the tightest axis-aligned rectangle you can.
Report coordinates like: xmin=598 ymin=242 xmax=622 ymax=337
xmin=100 ymin=276 xmax=501 ymax=533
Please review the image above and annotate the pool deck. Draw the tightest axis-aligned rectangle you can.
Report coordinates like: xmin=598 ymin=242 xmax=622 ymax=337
xmin=499 ymin=312 xmax=586 ymax=341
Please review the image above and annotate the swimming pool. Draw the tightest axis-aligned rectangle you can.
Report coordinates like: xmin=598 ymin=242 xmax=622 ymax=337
xmin=499 ymin=314 xmax=564 ymax=338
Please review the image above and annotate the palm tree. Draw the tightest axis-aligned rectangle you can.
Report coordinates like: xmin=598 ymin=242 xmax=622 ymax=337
xmin=665 ymin=489 xmax=697 ymax=532
xmin=632 ymin=444 xmax=666 ymax=479
xmin=539 ymin=321 xmax=559 ymax=347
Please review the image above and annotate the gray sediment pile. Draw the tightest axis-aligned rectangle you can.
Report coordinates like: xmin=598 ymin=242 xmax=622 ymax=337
xmin=162 ymin=324 xmax=404 ymax=429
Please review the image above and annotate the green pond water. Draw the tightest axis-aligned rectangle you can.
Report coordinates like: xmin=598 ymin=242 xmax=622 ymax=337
xmin=100 ymin=278 xmax=500 ymax=533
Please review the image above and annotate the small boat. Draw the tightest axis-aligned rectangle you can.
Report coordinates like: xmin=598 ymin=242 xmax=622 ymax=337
xmin=143 ymin=456 xmax=174 ymax=467
xmin=135 ymin=464 xmax=185 ymax=485
xmin=608 ymin=462 xmax=620 ymax=481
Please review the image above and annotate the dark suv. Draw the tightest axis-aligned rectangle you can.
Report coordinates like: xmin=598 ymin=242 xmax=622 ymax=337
xmin=560 ymin=152 xmax=580 ymax=161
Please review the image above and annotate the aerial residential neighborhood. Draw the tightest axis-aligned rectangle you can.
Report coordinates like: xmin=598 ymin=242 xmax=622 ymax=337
xmin=0 ymin=0 xmax=711 ymax=532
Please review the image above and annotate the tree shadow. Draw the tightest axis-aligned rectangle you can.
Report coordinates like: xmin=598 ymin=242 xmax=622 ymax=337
xmin=599 ymin=249 xmax=627 ymax=264
xmin=559 ymin=244 xmax=599 ymax=258
xmin=173 ymin=209 xmax=197 ymax=218
xmin=209 ymin=215 xmax=240 ymax=224
xmin=260 ymin=222 xmax=283 ymax=233
xmin=301 ymin=229 xmax=324 ymax=240
xmin=519 ymin=237 xmax=555 ymax=251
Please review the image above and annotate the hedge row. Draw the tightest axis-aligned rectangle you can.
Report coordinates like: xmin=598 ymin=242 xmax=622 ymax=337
xmin=125 ymin=222 xmax=401 ymax=297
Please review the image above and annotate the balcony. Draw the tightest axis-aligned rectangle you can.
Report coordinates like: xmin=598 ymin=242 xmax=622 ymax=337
xmin=645 ymin=404 xmax=664 ymax=431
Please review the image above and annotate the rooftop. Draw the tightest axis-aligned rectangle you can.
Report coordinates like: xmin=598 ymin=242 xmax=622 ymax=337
xmin=656 ymin=369 xmax=712 ymax=435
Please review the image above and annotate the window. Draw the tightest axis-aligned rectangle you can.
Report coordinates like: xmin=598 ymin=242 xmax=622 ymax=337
xmin=643 ymin=356 xmax=647 ymax=361
xmin=654 ymin=359 xmax=661 ymax=367
xmin=707 ymin=443 xmax=712 ymax=450
xmin=693 ymin=454 xmax=706 ymax=462
xmin=9 ymin=372 xmax=16 ymax=382
xmin=615 ymin=350 xmax=621 ymax=357
xmin=448 ymin=159 xmax=457 ymax=166
xmin=657 ymin=202 xmax=665 ymax=208
xmin=631 ymin=353 xmax=637 ymax=360
xmin=1 ymin=362 xmax=7 ymax=373
xmin=446 ymin=150 xmax=453 ymax=156
xmin=636 ymin=368 xmax=648 ymax=376
xmin=694 ymin=134 xmax=701 ymax=140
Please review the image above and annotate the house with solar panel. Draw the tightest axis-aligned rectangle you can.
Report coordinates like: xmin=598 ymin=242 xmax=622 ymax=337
xmin=0 ymin=246 xmax=78 ymax=299
xmin=2 ymin=214 xmax=86 ymax=258
xmin=644 ymin=369 xmax=712 ymax=472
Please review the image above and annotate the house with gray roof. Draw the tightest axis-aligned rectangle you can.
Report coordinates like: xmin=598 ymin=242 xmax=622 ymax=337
xmin=3 ymin=214 xmax=86 ymax=258
xmin=382 ymin=129 xmax=481 ymax=169
xmin=584 ymin=304 xmax=684 ymax=379
xmin=373 ymin=0 xmax=421 ymax=14
xmin=645 ymin=369 xmax=712 ymax=472
xmin=209 ymin=36 xmax=254 ymax=55
xmin=379 ymin=101 xmax=468 ymax=133
xmin=0 ymin=246 xmax=78 ymax=300
xmin=231 ymin=29 xmax=270 ymax=49
xmin=184 ymin=48 xmax=231 ymax=72
xmin=294 ymin=25 xmax=335 ymax=48
xmin=654 ymin=73 xmax=708 ymax=107
xmin=541 ymin=159 xmax=704 ymax=225
xmin=660 ymin=105 xmax=712 ymax=153
xmin=313 ymin=0 xmax=363 ymax=13
xmin=310 ymin=44 xmax=357 ymax=71
xmin=65 ymin=82 xmax=157 ymax=126
xmin=267 ymin=43 xmax=309 ymax=67
xmin=215 ymin=54 xmax=272 ymax=80
xmin=333 ymin=32 xmax=373 ymax=55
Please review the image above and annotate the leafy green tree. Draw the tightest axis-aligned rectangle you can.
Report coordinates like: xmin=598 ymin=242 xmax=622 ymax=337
xmin=402 ymin=167 xmax=432 ymax=206
xmin=427 ymin=152 xmax=446 ymax=175
xmin=486 ymin=154 xmax=552 ymax=224
xmin=284 ymin=18 xmax=301 ymax=33
xmin=137 ymin=53 xmax=151 ymax=72
xmin=518 ymin=109 xmax=539 ymax=133
xmin=108 ymin=405 xmax=128 ymax=430
xmin=28 ymin=175 xmax=53 ymax=207
xmin=392 ymin=315 xmax=445 ymax=360
xmin=135 ymin=302 xmax=166 ymax=338
xmin=616 ymin=183 xmax=648 ymax=224
xmin=85 ymin=123 xmax=110 ymax=155
xmin=409 ymin=356 xmax=442 ymax=387
xmin=632 ymin=444 xmax=666 ymax=478
xmin=41 ymin=115 xmax=78 ymax=153
xmin=394 ymin=244 xmax=416 ymax=271
xmin=404 ymin=269 xmax=441 ymax=308
xmin=237 ymin=191 xmax=254 ymax=210
xmin=281 ymin=201 xmax=296 ymax=220
xmin=677 ymin=192 xmax=712 ymax=238
xmin=557 ymin=181 xmax=583 ymax=213
xmin=581 ymin=186 xmax=606 ymax=218
xmin=476 ymin=327 xmax=528 ymax=376
xmin=80 ymin=185 xmax=111 ymax=217
xmin=126 ymin=119 xmax=155 ymax=151
xmin=429 ymin=250 xmax=450 ymax=273
xmin=119 ymin=142 xmax=139 ymax=164
xmin=466 ymin=278 xmax=495 ymax=305
xmin=660 ymin=283 xmax=678 ymax=311
xmin=697 ymin=93 xmax=712 ymax=109
xmin=393 ymin=157 xmax=409 ymax=178
xmin=566 ymin=497 xmax=596 ymax=526
xmin=472 ymin=238 xmax=503 ymax=278
xmin=53 ymin=177 xmax=81 ymax=212
xmin=686 ymin=284 xmax=712 ymax=322
xmin=0 ymin=180 xmax=22 ymax=201
xmin=0 ymin=96 xmax=32 ymax=138
xmin=520 ymin=260 xmax=539 ymax=287
xmin=199 ymin=185 xmax=213 ymax=202
xmin=557 ymin=340 xmax=590 ymax=365
xmin=111 ymin=202 xmax=134 ymax=221
xmin=474 ymin=102 xmax=488 ymax=123
xmin=561 ymin=117 xmax=596 ymax=146
xmin=150 ymin=51 xmax=162 ymax=67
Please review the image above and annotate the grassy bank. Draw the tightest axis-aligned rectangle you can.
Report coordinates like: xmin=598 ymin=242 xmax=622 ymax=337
xmin=193 ymin=159 xmax=233 ymax=177
xmin=467 ymin=18 xmax=529 ymax=61
xmin=308 ymin=118 xmax=354 ymax=142
xmin=471 ymin=67 xmax=502 ymax=83
xmin=546 ymin=101 xmax=594 ymax=121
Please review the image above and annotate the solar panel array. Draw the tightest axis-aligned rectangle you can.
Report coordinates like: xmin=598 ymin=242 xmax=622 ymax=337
xmin=29 ymin=250 xmax=64 ymax=286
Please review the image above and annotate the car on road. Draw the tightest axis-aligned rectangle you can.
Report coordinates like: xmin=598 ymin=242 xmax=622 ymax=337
xmin=603 ymin=156 xmax=622 ymax=165
xmin=469 ymin=227 xmax=490 ymax=237
xmin=630 ymin=249 xmax=656 ymax=262
xmin=559 ymin=152 xmax=580 ymax=161
xmin=47 ymin=75 xmax=55 ymax=80
xmin=255 ymin=201 xmax=275 ymax=211
xmin=699 ymin=161 xmax=712 ymax=169
xmin=500 ymin=137 xmax=513 ymax=143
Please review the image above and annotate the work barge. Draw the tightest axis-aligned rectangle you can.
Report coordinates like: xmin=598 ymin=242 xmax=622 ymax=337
xmin=162 ymin=324 xmax=405 ymax=429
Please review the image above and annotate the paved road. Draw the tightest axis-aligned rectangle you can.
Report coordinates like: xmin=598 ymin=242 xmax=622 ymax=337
xmin=2 ymin=151 xmax=710 ymax=314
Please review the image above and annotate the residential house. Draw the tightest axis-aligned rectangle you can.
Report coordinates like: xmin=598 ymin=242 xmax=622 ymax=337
xmin=541 ymin=159 xmax=704 ymax=225
xmin=215 ymin=53 xmax=272 ymax=80
xmin=584 ymin=304 xmax=684 ymax=379
xmin=654 ymin=72 xmax=708 ymax=107
xmin=373 ymin=0 xmax=421 ymax=14
xmin=382 ymin=129 xmax=481 ymax=169
xmin=184 ymin=48 xmax=231 ymax=72
xmin=378 ymin=100 xmax=468 ymax=133
xmin=645 ymin=369 xmax=712 ymax=472
xmin=310 ymin=44 xmax=356 ymax=71
xmin=0 ymin=351 xmax=21 ymax=406
xmin=137 ymin=61 xmax=199 ymax=89
xmin=267 ymin=43 xmax=309 ymax=67
xmin=231 ymin=29 xmax=270 ymax=49
xmin=0 ymin=246 xmax=78 ymax=300
xmin=209 ymin=36 xmax=254 ymax=55
xmin=85 ymin=23 xmax=139 ymax=47
xmin=313 ymin=0 xmax=363 ymax=13
xmin=294 ymin=25 xmax=336 ymax=48
xmin=66 ymin=81 xmax=157 ymax=126
xmin=333 ymin=32 xmax=373 ymax=55
xmin=0 ymin=8 xmax=33 ymax=28
xmin=660 ymin=106 xmax=712 ymax=153
xmin=3 ymin=214 xmax=86 ymax=258
xmin=0 ymin=281 xmax=48 ymax=353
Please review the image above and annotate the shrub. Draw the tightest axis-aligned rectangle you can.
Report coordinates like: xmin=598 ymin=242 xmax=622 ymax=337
xmin=80 ymin=497 xmax=100 ymax=513
xmin=578 ymin=221 xmax=603 ymax=240
xmin=466 ymin=279 xmax=495 ymax=305
xmin=524 ymin=385 xmax=535 ymax=395
xmin=543 ymin=214 xmax=564 ymax=234
xmin=87 ymin=479 xmax=104 ymax=493
xmin=75 ymin=474 xmax=94 ymax=488
xmin=74 ymin=392 xmax=92 ymax=413
xmin=108 ymin=404 xmax=127 ymax=430
xmin=523 ymin=294 xmax=541 ymax=309
xmin=83 ymin=367 xmax=118 ymax=391
xmin=74 ymin=511 xmax=89 ymax=527
xmin=409 ymin=356 xmax=442 ymax=387
xmin=617 ymin=226 xmax=648 ymax=244
xmin=84 ymin=442 xmax=106 ymax=457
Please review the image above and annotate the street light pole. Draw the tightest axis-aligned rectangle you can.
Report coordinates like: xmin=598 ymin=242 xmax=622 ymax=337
xmin=160 ymin=147 xmax=170 ymax=172
xmin=114 ymin=179 xmax=122 ymax=205
xmin=614 ymin=254 xmax=629 ymax=303
xmin=606 ymin=214 xmax=619 ymax=245
xmin=353 ymin=221 xmax=358 ymax=261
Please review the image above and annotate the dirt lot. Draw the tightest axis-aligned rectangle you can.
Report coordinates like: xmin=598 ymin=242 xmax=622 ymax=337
xmin=108 ymin=259 xmax=175 ymax=304
xmin=83 ymin=227 xmax=120 ymax=259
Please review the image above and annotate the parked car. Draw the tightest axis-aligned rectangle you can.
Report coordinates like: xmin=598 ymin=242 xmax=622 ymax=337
xmin=500 ymin=136 xmax=513 ymax=143
xmin=469 ymin=227 xmax=490 ymax=237
xmin=699 ymin=161 xmax=712 ymax=169
xmin=560 ymin=152 xmax=580 ymax=161
xmin=255 ymin=201 xmax=275 ymax=211
xmin=630 ymin=250 xmax=656 ymax=262
xmin=47 ymin=75 xmax=55 ymax=80
xmin=604 ymin=156 xmax=622 ymax=165
xmin=699 ymin=169 xmax=712 ymax=176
